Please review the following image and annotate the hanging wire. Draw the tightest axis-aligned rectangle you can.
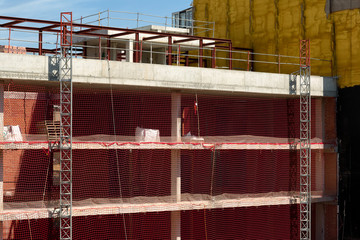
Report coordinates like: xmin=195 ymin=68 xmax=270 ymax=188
xmin=210 ymin=147 xmax=216 ymax=197
xmin=203 ymin=208 xmax=208 ymax=240
xmin=42 ymin=155 xmax=52 ymax=208
xmin=27 ymin=216 xmax=33 ymax=240
xmin=195 ymin=93 xmax=200 ymax=137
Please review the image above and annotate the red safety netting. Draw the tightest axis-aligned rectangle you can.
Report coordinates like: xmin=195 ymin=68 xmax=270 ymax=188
xmin=1 ymin=83 xmax=334 ymax=239
xmin=3 ymin=206 xmax=322 ymax=239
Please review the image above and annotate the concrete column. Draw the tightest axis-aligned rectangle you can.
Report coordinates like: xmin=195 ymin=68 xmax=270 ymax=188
xmin=111 ymin=42 xmax=117 ymax=61
xmin=171 ymin=92 xmax=181 ymax=240
xmin=171 ymin=92 xmax=181 ymax=143
xmin=126 ymin=40 xmax=134 ymax=63
xmin=0 ymin=82 xmax=4 ymax=240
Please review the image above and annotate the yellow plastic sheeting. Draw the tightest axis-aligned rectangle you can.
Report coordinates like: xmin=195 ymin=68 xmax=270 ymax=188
xmin=333 ymin=9 xmax=360 ymax=88
xmin=193 ymin=0 xmax=360 ymax=88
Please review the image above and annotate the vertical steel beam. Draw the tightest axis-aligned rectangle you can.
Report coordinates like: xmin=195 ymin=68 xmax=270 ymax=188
xmin=185 ymin=51 xmax=189 ymax=66
xmin=199 ymin=39 xmax=203 ymax=67
xmin=229 ymin=42 xmax=233 ymax=70
xmin=212 ymin=47 xmax=216 ymax=68
xmin=39 ymin=30 xmax=43 ymax=55
xmin=60 ymin=12 xmax=73 ymax=240
xmin=168 ymin=36 xmax=173 ymax=65
xmin=299 ymin=39 xmax=311 ymax=240
xmin=107 ymin=38 xmax=111 ymax=61
xmin=135 ymin=33 xmax=139 ymax=63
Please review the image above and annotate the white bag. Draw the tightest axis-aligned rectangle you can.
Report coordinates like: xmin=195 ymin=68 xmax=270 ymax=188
xmin=135 ymin=127 xmax=160 ymax=142
xmin=4 ymin=125 xmax=23 ymax=142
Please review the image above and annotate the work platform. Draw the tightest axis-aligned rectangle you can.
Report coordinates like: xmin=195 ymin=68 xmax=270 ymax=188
xmin=0 ymin=134 xmax=334 ymax=151
xmin=2 ymin=192 xmax=335 ymax=221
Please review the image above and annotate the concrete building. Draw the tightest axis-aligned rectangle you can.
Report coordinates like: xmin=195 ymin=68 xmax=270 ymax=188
xmin=0 ymin=10 xmax=337 ymax=239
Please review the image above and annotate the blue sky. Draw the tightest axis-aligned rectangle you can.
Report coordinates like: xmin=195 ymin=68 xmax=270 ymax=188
xmin=0 ymin=0 xmax=193 ymax=21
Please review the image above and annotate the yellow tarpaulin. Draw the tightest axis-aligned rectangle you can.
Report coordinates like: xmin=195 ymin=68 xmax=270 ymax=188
xmin=193 ymin=0 xmax=360 ymax=88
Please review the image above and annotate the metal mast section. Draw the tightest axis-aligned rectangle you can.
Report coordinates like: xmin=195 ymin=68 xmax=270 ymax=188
xmin=59 ymin=12 xmax=73 ymax=240
xmin=299 ymin=39 xmax=311 ymax=240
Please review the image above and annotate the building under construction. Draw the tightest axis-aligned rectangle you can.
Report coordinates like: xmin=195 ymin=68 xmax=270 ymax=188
xmin=0 ymin=2 xmax=341 ymax=240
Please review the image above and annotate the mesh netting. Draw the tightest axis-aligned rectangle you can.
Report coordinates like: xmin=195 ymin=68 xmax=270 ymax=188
xmin=2 ymin=83 xmax=335 ymax=239
xmin=3 ymin=205 xmax=320 ymax=239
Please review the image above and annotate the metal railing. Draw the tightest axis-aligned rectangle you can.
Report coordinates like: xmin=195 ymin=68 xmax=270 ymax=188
xmin=0 ymin=27 xmax=332 ymax=76
xmin=73 ymin=10 xmax=215 ymax=37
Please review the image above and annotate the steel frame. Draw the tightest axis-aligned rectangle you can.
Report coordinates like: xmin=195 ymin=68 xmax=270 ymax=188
xmin=0 ymin=15 xmax=231 ymax=61
xmin=59 ymin=12 xmax=73 ymax=240
xmin=299 ymin=39 xmax=311 ymax=240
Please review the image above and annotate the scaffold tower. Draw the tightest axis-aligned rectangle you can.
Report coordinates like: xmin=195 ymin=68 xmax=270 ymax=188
xmin=299 ymin=39 xmax=311 ymax=240
xmin=59 ymin=12 xmax=73 ymax=240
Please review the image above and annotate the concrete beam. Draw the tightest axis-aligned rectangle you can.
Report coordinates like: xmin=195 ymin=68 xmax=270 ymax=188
xmin=0 ymin=141 xmax=333 ymax=151
xmin=0 ymin=53 xmax=337 ymax=97
xmin=1 ymin=193 xmax=335 ymax=221
xmin=0 ymin=141 xmax=334 ymax=151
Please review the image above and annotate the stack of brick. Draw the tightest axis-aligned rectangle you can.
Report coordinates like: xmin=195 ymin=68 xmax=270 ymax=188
xmin=0 ymin=45 xmax=26 ymax=54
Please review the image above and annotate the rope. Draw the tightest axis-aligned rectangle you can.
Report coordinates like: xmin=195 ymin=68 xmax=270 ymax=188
xmin=27 ymin=215 xmax=33 ymax=240
xmin=41 ymin=154 xmax=52 ymax=207
xmin=203 ymin=208 xmax=208 ymax=240
xmin=107 ymin=59 xmax=128 ymax=240
xmin=210 ymin=147 xmax=216 ymax=196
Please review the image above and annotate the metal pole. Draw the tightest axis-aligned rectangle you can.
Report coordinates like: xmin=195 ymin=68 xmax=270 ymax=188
xmin=177 ymin=45 xmax=180 ymax=66
xmin=59 ymin=12 xmax=73 ymax=240
xmin=150 ymin=42 xmax=153 ymax=64
xmin=135 ymin=33 xmax=139 ymax=63
xmin=278 ymin=54 xmax=281 ymax=73
xmin=8 ymin=28 xmax=11 ymax=48
xmin=39 ymin=30 xmax=43 ymax=56
xmin=247 ymin=51 xmax=250 ymax=71
xmin=168 ymin=36 xmax=172 ymax=65
xmin=229 ymin=42 xmax=232 ymax=70
xmin=212 ymin=47 xmax=216 ymax=68
xmin=98 ymin=12 xmax=101 ymax=26
xmin=299 ymin=39 xmax=311 ymax=240
xmin=199 ymin=39 xmax=203 ymax=68
xmin=107 ymin=9 xmax=110 ymax=27
xmin=137 ymin=13 xmax=139 ymax=28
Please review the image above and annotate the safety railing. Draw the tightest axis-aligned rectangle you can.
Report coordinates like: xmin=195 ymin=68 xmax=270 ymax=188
xmin=0 ymin=26 xmax=332 ymax=76
xmin=73 ymin=10 xmax=215 ymax=37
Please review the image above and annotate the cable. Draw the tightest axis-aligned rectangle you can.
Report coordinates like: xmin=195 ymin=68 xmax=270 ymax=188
xmin=27 ymin=216 xmax=33 ymax=240
xmin=42 ymin=154 xmax=51 ymax=207
xmin=210 ymin=147 xmax=216 ymax=197
xmin=195 ymin=93 xmax=201 ymax=137
xmin=203 ymin=208 xmax=208 ymax=240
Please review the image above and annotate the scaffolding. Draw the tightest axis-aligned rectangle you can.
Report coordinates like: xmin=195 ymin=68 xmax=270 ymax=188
xmin=59 ymin=12 xmax=73 ymax=240
xmin=299 ymin=39 xmax=311 ymax=240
